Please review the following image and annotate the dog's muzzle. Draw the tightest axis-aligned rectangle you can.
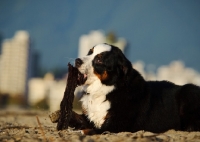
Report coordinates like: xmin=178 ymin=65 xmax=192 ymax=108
xmin=75 ymin=58 xmax=87 ymax=85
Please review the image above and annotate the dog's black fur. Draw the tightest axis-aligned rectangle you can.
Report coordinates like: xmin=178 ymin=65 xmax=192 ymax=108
xmin=71 ymin=44 xmax=200 ymax=135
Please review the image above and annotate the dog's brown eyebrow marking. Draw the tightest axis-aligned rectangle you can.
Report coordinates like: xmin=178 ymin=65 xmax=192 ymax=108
xmin=94 ymin=70 xmax=108 ymax=81
xmin=97 ymin=53 xmax=102 ymax=58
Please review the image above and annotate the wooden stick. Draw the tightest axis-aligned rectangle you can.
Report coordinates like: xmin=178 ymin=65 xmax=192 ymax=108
xmin=57 ymin=63 xmax=78 ymax=130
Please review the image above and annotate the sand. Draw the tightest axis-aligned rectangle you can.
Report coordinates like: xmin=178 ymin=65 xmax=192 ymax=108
xmin=0 ymin=108 xmax=200 ymax=142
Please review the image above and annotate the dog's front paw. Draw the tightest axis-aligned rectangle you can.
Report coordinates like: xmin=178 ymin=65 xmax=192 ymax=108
xmin=81 ymin=129 xmax=96 ymax=135
xmin=81 ymin=129 xmax=105 ymax=135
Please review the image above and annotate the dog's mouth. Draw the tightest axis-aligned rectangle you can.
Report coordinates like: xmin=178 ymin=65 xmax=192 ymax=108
xmin=77 ymin=71 xmax=87 ymax=86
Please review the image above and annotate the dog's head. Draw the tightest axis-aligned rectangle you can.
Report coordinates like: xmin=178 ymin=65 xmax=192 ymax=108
xmin=75 ymin=43 xmax=132 ymax=86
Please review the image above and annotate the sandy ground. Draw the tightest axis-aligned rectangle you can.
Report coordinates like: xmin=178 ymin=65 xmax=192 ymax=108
xmin=1 ymin=108 xmax=200 ymax=142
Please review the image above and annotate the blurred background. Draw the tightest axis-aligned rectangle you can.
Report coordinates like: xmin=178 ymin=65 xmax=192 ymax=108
xmin=0 ymin=0 xmax=200 ymax=112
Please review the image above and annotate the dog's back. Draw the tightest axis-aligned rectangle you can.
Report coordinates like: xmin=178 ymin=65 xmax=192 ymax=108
xmin=137 ymin=81 xmax=200 ymax=132
xmin=177 ymin=84 xmax=200 ymax=131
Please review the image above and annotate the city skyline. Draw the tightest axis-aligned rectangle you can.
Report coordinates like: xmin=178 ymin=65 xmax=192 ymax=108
xmin=0 ymin=30 xmax=199 ymax=109
xmin=0 ymin=1 xmax=200 ymax=72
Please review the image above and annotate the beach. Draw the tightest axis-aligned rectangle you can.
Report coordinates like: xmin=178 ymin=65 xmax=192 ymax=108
xmin=0 ymin=108 xmax=200 ymax=142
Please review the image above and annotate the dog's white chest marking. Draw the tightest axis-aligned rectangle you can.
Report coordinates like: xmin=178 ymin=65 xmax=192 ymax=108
xmin=80 ymin=80 xmax=115 ymax=128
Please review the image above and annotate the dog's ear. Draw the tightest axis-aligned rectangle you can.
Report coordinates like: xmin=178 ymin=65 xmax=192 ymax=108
xmin=121 ymin=65 xmax=128 ymax=75
xmin=116 ymin=49 xmax=131 ymax=75
xmin=118 ymin=58 xmax=130 ymax=75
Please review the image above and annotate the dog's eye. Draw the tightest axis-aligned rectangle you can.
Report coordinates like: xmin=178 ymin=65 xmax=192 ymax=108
xmin=95 ymin=54 xmax=103 ymax=64
xmin=97 ymin=59 xmax=102 ymax=63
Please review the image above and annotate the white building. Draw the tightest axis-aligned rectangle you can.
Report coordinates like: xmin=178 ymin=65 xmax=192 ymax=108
xmin=48 ymin=79 xmax=66 ymax=112
xmin=132 ymin=60 xmax=200 ymax=86
xmin=28 ymin=72 xmax=84 ymax=111
xmin=156 ymin=61 xmax=200 ymax=85
xmin=0 ymin=31 xmax=31 ymax=96
xmin=29 ymin=72 xmax=83 ymax=111
xmin=28 ymin=73 xmax=54 ymax=104
xmin=78 ymin=30 xmax=127 ymax=57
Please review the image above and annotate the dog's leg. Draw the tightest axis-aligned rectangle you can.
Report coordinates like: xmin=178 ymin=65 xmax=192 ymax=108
xmin=69 ymin=111 xmax=94 ymax=130
xmin=49 ymin=110 xmax=93 ymax=130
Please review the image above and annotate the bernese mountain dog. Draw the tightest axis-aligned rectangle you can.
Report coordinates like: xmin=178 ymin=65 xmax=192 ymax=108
xmin=68 ymin=43 xmax=200 ymax=135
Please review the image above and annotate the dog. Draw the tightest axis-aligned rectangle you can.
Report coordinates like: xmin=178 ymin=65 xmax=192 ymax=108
xmin=68 ymin=43 xmax=200 ymax=135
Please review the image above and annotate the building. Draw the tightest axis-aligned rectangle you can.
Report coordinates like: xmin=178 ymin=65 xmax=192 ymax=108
xmin=28 ymin=72 xmax=61 ymax=111
xmin=132 ymin=60 xmax=200 ymax=86
xmin=78 ymin=30 xmax=127 ymax=57
xmin=0 ymin=31 xmax=31 ymax=97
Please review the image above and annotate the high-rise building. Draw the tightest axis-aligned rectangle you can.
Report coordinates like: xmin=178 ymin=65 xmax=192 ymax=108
xmin=78 ymin=30 xmax=127 ymax=57
xmin=0 ymin=31 xmax=31 ymax=97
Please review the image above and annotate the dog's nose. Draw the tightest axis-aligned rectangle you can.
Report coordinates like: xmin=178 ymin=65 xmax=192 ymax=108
xmin=75 ymin=58 xmax=83 ymax=68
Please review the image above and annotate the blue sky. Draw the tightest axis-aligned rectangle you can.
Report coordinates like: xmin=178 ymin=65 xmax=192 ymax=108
xmin=0 ymin=0 xmax=200 ymax=71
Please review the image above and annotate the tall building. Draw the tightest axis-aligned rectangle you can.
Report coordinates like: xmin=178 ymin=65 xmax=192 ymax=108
xmin=0 ymin=31 xmax=31 ymax=97
xmin=78 ymin=30 xmax=127 ymax=57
